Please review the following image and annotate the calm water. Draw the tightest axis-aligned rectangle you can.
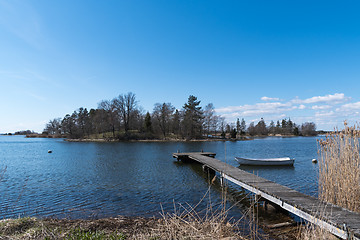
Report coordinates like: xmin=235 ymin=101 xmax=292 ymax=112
xmin=0 ymin=135 xmax=319 ymax=219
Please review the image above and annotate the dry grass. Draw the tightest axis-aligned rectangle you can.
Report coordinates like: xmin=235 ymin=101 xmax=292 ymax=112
xmin=296 ymin=204 xmax=338 ymax=240
xmin=0 ymin=186 xmax=256 ymax=239
xmin=154 ymin=185 xmax=252 ymax=240
xmin=318 ymin=122 xmax=360 ymax=212
xmin=298 ymin=222 xmax=337 ymax=240
xmin=296 ymin=122 xmax=360 ymax=240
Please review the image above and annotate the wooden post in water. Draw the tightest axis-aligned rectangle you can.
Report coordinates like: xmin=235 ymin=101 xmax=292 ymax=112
xmin=220 ymin=172 xmax=225 ymax=187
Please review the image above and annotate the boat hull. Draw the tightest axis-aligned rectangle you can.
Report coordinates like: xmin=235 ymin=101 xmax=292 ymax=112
xmin=235 ymin=157 xmax=295 ymax=166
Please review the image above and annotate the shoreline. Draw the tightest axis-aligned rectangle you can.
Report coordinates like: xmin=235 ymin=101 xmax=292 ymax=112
xmin=24 ymin=133 xmax=318 ymax=142
xmin=0 ymin=214 xmax=303 ymax=240
xmin=65 ymin=138 xmax=235 ymax=142
xmin=32 ymin=135 xmax=312 ymax=143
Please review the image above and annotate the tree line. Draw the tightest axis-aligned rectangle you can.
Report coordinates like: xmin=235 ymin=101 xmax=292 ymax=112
xmin=43 ymin=92 xmax=317 ymax=140
xmin=245 ymin=118 xmax=317 ymax=136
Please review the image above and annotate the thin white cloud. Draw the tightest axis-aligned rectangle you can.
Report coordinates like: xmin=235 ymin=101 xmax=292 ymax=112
xmin=298 ymin=105 xmax=306 ymax=110
xmin=312 ymin=105 xmax=332 ymax=110
xmin=290 ymin=93 xmax=350 ymax=105
xmin=337 ymin=102 xmax=360 ymax=111
xmin=303 ymin=93 xmax=350 ymax=104
xmin=216 ymin=102 xmax=296 ymax=118
xmin=220 ymin=112 xmax=241 ymax=119
xmin=315 ymin=111 xmax=336 ymax=118
xmin=215 ymin=93 xmax=358 ymax=130
xmin=216 ymin=102 xmax=292 ymax=113
xmin=27 ymin=92 xmax=46 ymax=101
xmin=261 ymin=96 xmax=281 ymax=101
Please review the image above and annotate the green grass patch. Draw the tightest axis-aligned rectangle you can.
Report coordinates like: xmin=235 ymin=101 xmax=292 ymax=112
xmin=66 ymin=228 xmax=126 ymax=240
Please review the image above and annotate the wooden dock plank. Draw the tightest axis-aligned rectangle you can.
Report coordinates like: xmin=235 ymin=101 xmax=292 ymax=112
xmin=173 ymin=152 xmax=360 ymax=240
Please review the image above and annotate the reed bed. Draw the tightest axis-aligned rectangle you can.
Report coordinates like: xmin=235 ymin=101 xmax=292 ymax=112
xmin=318 ymin=122 xmax=360 ymax=212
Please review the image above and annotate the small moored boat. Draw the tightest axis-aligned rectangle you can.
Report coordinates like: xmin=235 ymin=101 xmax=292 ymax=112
xmin=235 ymin=157 xmax=295 ymax=166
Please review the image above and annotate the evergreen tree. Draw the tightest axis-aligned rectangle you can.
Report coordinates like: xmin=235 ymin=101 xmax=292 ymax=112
xmin=293 ymin=126 xmax=300 ymax=136
xmin=268 ymin=120 xmax=275 ymax=135
xmin=236 ymin=118 xmax=240 ymax=135
xmin=61 ymin=113 xmax=77 ymax=138
xmin=225 ymin=124 xmax=231 ymax=134
xmin=172 ymin=109 xmax=181 ymax=136
xmin=247 ymin=122 xmax=256 ymax=136
xmin=255 ymin=118 xmax=268 ymax=135
xmin=144 ymin=112 xmax=152 ymax=133
xmin=77 ymin=107 xmax=90 ymax=137
xmin=230 ymin=128 xmax=237 ymax=139
xmin=275 ymin=120 xmax=281 ymax=134
xmin=240 ymin=118 xmax=246 ymax=135
xmin=287 ymin=118 xmax=294 ymax=134
xmin=183 ymin=95 xmax=204 ymax=139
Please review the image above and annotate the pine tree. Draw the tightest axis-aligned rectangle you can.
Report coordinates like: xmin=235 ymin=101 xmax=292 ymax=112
xmin=172 ymin=109 xmax=181 ymax=136
xmin=236 ymin=118 xmax=240 ymax=135
xmin=144 ymin=112 xmax=152 ymax=133
xmin=183 ymin=95 xmax=204 ymax=139
xmin=240 ymin=118 xmax=246 ymax=135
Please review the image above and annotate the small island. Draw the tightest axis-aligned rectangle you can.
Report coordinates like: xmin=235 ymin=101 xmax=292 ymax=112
xmin=30 ymin=92 xmax=318 ymax=142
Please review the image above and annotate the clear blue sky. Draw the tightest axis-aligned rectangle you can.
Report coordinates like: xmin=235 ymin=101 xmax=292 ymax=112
xmin=1 ymin=0 xmax=360 ymax=133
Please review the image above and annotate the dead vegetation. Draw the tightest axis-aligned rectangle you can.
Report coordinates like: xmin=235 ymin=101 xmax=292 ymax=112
xmin=298 ymin=221 xmax=337 ymax=240
xmin=318 ymin=122 xmax=360 ymax=212
xmin=0 ymin=187 xmax=248 ymax=239
xmin=0 ymin=213 xmax=244 ymax=240
xmin=296 ymin=122 xmax=360 ymax=239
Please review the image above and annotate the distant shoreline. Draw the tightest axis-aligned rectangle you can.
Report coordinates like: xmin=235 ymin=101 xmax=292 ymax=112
xmin=22 ymin=133 xmax=320 ymax=142
xmin=65 ymin=138 xmax=231 ymax=142
xmin=25 ymin=133 xmax=253 ymax=142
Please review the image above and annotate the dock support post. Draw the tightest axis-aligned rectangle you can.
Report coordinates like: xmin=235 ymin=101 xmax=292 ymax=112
xmin=264 ymin=200 xmax=268 ymax=211
xmin=255 ymin=194 xmax=260 ymax=202
xmin=202 ymin=165 xmax=216 ymax=176
xmin=220 ymin=173 xmax=225 ymax=187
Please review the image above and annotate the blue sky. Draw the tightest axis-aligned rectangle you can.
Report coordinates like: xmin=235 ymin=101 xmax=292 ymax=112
xmin=1 ymin=0 xmax=360 ymax=133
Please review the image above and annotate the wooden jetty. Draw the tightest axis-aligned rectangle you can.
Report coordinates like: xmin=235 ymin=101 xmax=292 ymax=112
xmin=173 ymin=152 xmax=360 ymax=240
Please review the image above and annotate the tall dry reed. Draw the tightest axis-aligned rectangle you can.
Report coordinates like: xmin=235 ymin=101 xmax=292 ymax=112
xmin=318 ymin=122 xmax=360 ymax=212
xmin=156 ymin=185 xmax=253 ymax=240
xmin=299 ymin=222 xmax=337 ymax=240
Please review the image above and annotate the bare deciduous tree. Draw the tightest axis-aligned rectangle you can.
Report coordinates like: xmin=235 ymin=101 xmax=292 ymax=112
xmin=44 ymin=118 xmax=62 ymax=135
xmin=204 ymin=103 xmax=215 ymax=136
xmin=98 ymin=100 xmax=118 ymax=137
xmin=152 ymin=103 xmax=175 ymax=137
xmin=113 ymin=92 xmax=138 ymax=133
xmin=300 ymin=122 xmax=317 ymax=136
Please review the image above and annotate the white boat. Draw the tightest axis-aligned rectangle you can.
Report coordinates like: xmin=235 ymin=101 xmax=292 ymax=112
xmin=235 ymin=157 xmax=295 ymax=166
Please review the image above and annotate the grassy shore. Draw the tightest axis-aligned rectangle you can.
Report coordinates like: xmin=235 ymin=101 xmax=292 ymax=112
xmin=0 ymin=215 xmax=246 ymax=240
xmin=0 ymin=215 xmax=309 ymax=240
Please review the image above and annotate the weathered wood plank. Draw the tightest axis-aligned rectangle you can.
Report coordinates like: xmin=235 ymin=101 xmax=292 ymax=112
xmin=173 ymin=152 xmax=360 ymax=240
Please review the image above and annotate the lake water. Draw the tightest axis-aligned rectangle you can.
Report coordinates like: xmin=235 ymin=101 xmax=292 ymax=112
xmin=0 ymin=135 xmax=320 ymax=220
